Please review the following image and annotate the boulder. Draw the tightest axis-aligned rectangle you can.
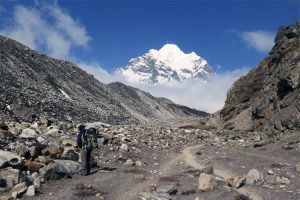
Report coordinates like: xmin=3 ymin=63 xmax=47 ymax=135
xmin=61 ymin=147 xmax=79 ymax=161
xmin=25 ymin=185 xmax=35 ymax=197
xmin=11 ymin=182 xmax=27 ymax=198
xmin=120 ymin=144 xmax=129 ymax=152
xmin=0 ymin=130 xmax=14 ymax=139
xmin=227 ymin=175 xmax=246 ymax=188
xmin=246 ymin=169 xmax=265 ymax=185
xmin=39 ymin=160 xmax=81 ymax=180
xmin=198 ymin=173 xmax=217 ymax=191
xmin=20 ymin=128 xmax=37 ymax=139
xmin=0 ymin=150 xmax=22 ymax=168
xmin=0 ymin=168 xmax=26 ymax=189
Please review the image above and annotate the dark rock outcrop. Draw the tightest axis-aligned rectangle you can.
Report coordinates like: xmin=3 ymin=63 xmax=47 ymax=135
xmin=0 ymin=35 xmax=208 ymax=124
xmin=220 ymin=21 xmax=300 ymax=134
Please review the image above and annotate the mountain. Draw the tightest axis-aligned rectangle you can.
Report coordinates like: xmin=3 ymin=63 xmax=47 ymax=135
xmin=116 ymin=44 xmax=214 ymax=84
xmin=0 ymin=35 xmax=208 ymax=124
xmin=219 ymin=21 xmax=300 ymax=134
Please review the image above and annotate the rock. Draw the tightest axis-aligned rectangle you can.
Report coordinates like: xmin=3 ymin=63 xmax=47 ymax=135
xmin=44 ymin=146 xmax=62 ymax=157
xmin=195 ymin=197 xmax=204 ymax=200
xmin=156 ymin=185 xmax=177 ymax=195
xmin=296 ymin=162 xmax=300 ymax=172
xmin=276 ymin=176 xmax=290 ymax=185
xmin=198 ymin=173 xmax=217 ymax=191
xmin=61 ymin=139 xmax=77 ymax=147
xmin=0 ymin=168 xmax=26 ymax=188
xmin=201 ymin=166 xmax=214 ymax=174
xmin=227 ymin=175 xmax=246 ymax=188
xmin=0 ymin=196 xmax=9 ymax=200
xmin=25 ymin=160 xmax=45 ymax=172
xmin=20 ymin=128 xmax=37 ymax=139
xmin=14 ymin=143 xmax=28 ymax=157
xmin=267 ymin=169 xmax=274 ymax=175
xmin=61 ymin=147 xmax=79 ymax=161
xmin=37 ymin=136 xmax=47 ymax=145
xmin=11 ymin=182 xmax=28 ymax=198
xmin=135 ymin=160 xmax=144 ymax=167
xmin=0 ymin=130 xmax=14 ymax=139
xmin=120 ymin=144 xmax=129 ymax=152
xmin=25 ymin=185 xmax=35 ymax=197
xmin=123 ymin=159 xmax=134 ymax=166
xmin=0 ymin=150 xmax=22 ymax=168
xmin=40 ymin=160 xmax=81 ymax=180
xmin=246 ymin=169 xmax=265 ymax=185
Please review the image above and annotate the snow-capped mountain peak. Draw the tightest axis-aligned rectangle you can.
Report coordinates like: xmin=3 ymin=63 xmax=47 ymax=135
xmin=116 ymin=44 xmax=214 ymax=84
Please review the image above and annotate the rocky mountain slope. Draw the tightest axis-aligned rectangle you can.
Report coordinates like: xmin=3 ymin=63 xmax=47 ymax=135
xmin=116 ymin=44 xmax=214 ymax=84
xmin=220 ymin=21 xmax=300 ymax=134
xmin=0 ymin=35 xmax=208 ymax=124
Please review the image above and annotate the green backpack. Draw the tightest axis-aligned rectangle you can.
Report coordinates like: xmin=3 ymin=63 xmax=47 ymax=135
xmin=83 ymin=128 xmax=98 ymax=150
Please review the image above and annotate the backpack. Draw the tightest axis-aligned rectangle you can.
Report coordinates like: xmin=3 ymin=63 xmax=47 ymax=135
xmin=82 ymin=128 xmax=98 ymax=150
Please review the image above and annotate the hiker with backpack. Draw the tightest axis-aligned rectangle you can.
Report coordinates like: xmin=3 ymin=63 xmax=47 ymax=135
xmin=76 ymin=125 xmax=98 ymax=175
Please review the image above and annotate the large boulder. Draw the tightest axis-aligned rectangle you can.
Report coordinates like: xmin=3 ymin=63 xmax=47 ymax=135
xmin=220 ymin=21 xmax=300 ymax=134
xmin=198 ymin=173 xmax=217 ymax=191
xmin=39 ymin=160 xmax=81 ymax=180
xmin=19 ymin=128 xmax=38 ymax=139
xmin=0 ymin=150 xmax=22 ymax=168
xmin=246 ymin=169 xmax=265 ymax=185
xmin=0 ymin=168 xmax=26 ymax=189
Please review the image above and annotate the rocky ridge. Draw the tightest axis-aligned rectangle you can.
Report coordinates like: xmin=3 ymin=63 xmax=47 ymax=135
xmin=219 ymin=21 xmax=300 ymax=134
xmin=0 ymin=35 xmax=208 ymax=124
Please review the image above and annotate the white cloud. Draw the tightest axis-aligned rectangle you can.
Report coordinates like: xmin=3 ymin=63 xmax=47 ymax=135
xmin=80 ymin=64 xmax=249 ymax=113
xmin=124 ymin=68 xmax=249 ymax=113
xmin=240 ymin=31 xmax=275 ymax=53
xmin=0 ymin=2 xmax=90 ymax=59
xmin=78 ymin=62 xmax=120 ymax=84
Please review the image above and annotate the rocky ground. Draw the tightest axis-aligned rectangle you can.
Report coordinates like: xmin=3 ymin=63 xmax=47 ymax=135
xmin=0 ymin=118 xmax=299 ymax=200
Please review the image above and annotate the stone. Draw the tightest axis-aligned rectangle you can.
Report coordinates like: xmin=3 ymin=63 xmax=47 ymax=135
xmin=135 ymin=160 xmax=144 ymax=167
xmin=44 ymin=146 xmax=62 ymax=157
xmin=0 ymin=168 xmax=25 ymax=189
xmin=276 ymin=176 xmax=290 ymax=185
xmin=198 ymin=173 xmax=217 ymax=191
xmin=25 ymin=160 xmax=45 ymax=172
xmin=61 ymin=139 xmax=77 ymax=147
xmin=227 ymin=175 xmax=246 ymax=188
xmin=20 ymin=128 xmax=37 ymax=139
xmin=201 ymin=166 xmax=214 ymax=174
xmin=123 ymin=159 xmax=134 ymax=166
xmin=0 ymin=130 xmax=14 ymax=139
xmin=61 ymin=147 xmax=79 ymax=161
xmin=120 ymin=143 xmax=129 ymax=152
xmin=0 ymin=150 xmax=22 ymax=168
xmin=156 ymin=185 xmax=177 ymax=195
xmin=246 ymin=169 xmax=265 ymax=185
xmin=267 ymin=169 xmax=274 ymax=175
xmin=195 ymin=197 xmax=204 ymax=200
xmin=14 ymin=143 xmax=28 ymax=157
xmin=39 ymin=160 xmax=81 ymax=180
xmin=11 ymin=182 xmax=28 ymax=198
xmin=25 ymin=185 xmax=35 ymax=197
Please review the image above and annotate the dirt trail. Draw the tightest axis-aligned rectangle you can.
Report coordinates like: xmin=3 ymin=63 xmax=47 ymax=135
xmin=180 ymin=145 xmax=264 ymax=200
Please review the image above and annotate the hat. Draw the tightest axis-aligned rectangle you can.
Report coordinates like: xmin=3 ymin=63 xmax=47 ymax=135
xmin=78 ymin=124 xmax=86 ymax=130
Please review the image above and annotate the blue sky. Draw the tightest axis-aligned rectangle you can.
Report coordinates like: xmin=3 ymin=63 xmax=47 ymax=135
xmin=0 ymin=0 xmax=299 ymax=112
xmin=0 ymin=0 xmax=299 ymax=72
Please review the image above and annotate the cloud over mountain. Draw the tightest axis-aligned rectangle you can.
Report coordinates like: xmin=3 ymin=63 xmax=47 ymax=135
xmin=0 ymin=2 xmax=90 ymax=59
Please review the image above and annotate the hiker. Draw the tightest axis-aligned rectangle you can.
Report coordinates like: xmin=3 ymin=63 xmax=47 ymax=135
xmin=77 ymin=125 xmax=98 ymax=175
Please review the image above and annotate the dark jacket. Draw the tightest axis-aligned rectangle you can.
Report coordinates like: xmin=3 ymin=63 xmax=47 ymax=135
xmin=77 ymin=129 xmax=88 ymax=148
